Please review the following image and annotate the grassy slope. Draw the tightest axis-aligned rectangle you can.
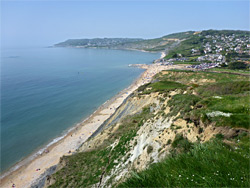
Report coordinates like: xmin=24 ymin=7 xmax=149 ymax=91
xmin=119 ymin=70 xmax=250 ymax=187
xmin=119 ymin=134 xmax=250 ymax=187
xmin=164 ymin=30 xmax=250 ymax=59
xmin=209 ymin=68 xmax=250 ymax=74
xmin=155 ymin=70 xmax=250 ymax=129
xmin=164 ymin=35 xmax=203 ymax=58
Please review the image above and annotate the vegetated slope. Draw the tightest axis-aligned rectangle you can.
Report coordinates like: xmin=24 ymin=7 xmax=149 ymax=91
xmin=113 ymin=31 xmax=195 ymax=52
xmin=54 ymin=31 xmax=195 ymax=52
xmin=45 ymin=70 xmax=250 ymax=188
xmin=164 ymin=29 xmax=250 ymax=59
xmin=54 ymin=38 xmax=144 ymax=48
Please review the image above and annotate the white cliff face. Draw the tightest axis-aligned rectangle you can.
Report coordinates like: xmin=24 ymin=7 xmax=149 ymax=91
xmin=129 ymin=117 xmax=172 ymax=168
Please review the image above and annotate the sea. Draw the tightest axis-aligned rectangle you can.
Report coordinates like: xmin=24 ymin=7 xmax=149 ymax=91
xmin=0 ymin=46 xmax=160 ymax=174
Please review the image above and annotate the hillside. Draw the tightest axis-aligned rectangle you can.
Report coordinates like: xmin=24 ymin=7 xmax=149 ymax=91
xmin=43 ymin=70 xmax=250 ymax=188
xmin=54 ymin=31 xmax=195 ymax=52
xmin=164 ymin=30 xmax=250 ymax=60
xmin=54 ymin=38 xmax=144 ymax=48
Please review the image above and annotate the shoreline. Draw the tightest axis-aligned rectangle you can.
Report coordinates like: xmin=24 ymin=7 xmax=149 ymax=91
xmin=0 ymin=61 xmax=184 ymax=188
xmin=53 ymin=45 xmax=162 ymax=54
xmin=0 ymin=69 xmax=144 ymax=187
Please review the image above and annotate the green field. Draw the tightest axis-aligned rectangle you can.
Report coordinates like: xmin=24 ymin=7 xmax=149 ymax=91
xmin=119 ymin=134 xmax=250 ymax=187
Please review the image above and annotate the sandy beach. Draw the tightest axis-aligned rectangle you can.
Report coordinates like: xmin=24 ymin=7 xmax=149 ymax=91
xmin=0 ymin=63 xmax=186 ymax=188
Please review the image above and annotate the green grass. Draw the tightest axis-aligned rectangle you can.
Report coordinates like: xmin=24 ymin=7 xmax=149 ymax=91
xmin=167 ymin=94 xmax=201 ymax=118
xmin=173 ymin=61 xmax=200 ymax=65
xmin=171 ymin=133 xmax=193 ymax=152
xmin=164 ymin=35 xmax=203 ymax=58
xmin=192 ymin=95 xmax=250 ymax=129
xmin=139 ymin=81 xmax=187 ymax=94
xmin=118 ymin=135 xmax=250 ymax=188
xmin=155 ymin=70 xmax=249 ymax=85
xmin=196 ymin=81 xmax=250 ymax=97
xmin=209 ymin=68 xmax=250 ymax=74
xmin=157 ymin=71 xmax=250 ymax=129
xmin=150 ymin=81 xmax=186 ymax=92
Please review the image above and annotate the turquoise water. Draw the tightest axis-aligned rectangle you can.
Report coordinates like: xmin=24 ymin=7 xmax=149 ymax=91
xmin=1 ymin=47 xmax=159 ymax=173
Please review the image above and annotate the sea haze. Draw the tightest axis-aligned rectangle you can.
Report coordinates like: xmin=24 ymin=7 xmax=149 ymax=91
xmin=1 ymin=47 xmax=160 ymax=172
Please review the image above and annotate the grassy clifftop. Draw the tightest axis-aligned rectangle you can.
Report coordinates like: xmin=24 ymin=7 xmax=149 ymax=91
xmin=46 ymin=70 xmax=250 ymax=188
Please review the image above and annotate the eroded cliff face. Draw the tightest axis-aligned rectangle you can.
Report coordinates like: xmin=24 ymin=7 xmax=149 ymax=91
xmin=45 ymin=70 xmax=249 ymax=188
xmin=45 ymin=91 xmax=239 ymax=188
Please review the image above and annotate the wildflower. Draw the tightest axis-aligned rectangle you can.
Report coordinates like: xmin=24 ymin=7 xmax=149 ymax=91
xmin=202 ymin=177 xmax=205 ymax=179
xmin=192 ymin=174 xmax=194 ymax=177
xmin=179 ymin=175 xmax=181 ymax=177
xmin=187 ymin=177 xmax=189 ymax=179
xmin=191 ymin=179 xmax=193 ymax=181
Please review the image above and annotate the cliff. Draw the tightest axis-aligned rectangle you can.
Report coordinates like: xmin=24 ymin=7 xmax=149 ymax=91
xmin=43 ymin=70 xmax=250 ymax=187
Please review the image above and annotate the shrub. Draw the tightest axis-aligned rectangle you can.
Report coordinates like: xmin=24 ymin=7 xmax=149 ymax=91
xmin=215 ymin=133 xmax=224 ymax=140
xmin=228 ymin=62 xmax=248 ymax=70
xmin=167 ymin=139 xmax=172 ymax=145
xmin=172 ymin=134 xmax=193 ymax=152
xmin=147 ymin=145 xmax=154 ymax=154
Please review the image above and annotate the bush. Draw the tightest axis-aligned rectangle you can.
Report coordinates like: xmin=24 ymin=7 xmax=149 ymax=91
xmin=147 ymin=145 xmax=154 ymax=154
xmin=215 ymin=133 xmax=224 ymax=140
xmin=171 ymin=134 xmax=193 ymax=152
xmin=228 ymin=62 xmax=248 ymax=70
xmin=167 ymin=139 xmax=172 ymax=145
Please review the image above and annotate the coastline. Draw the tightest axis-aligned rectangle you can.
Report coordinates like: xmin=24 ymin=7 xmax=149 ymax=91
xmin=0 ymin=56 xmax=182 ymax=188
xmin=54 ymin=45 xmax=161 ymax=54
xmin=0 ymin=70 xmax=143 ymax=187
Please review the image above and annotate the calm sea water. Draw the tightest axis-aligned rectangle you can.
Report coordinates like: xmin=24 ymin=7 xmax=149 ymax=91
xmin=1 ymin=47 xmax=159 ymax=173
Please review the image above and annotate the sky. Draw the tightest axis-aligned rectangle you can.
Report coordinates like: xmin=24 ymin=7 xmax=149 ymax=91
xmin=1 ymin=0 xmax=249 ymax=47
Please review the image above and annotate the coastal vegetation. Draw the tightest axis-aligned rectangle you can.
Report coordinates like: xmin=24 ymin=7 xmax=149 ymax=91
xmin=119 ymin=135 xmax=250 ymax=187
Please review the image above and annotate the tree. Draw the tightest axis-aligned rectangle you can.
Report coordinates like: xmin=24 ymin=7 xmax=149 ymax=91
xmin=172 ymin=53 xmax=178 ymax=58
xmin=228 ymin=62 xmax=247 ymax=70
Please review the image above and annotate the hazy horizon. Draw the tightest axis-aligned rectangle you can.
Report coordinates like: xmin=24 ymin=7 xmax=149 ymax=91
xmin=1 ymin=0 xmax=249 ymax=47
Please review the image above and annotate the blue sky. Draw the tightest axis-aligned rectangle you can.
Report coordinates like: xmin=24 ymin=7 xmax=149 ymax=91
xmin=1 ymin=0 xmax=249 ymax=47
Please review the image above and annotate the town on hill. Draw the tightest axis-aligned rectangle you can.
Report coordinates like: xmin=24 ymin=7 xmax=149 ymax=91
xmin=56 ymin=30 xmax=250 ymax=72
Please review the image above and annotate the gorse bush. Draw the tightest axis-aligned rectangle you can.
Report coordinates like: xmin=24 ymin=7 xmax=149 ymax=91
xmin=171 ymin=134 xmax=193 ymax=152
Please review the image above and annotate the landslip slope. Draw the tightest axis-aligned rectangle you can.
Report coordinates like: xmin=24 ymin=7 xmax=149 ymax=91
xmin=42 ymin=70 xmax=250 ymax=188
